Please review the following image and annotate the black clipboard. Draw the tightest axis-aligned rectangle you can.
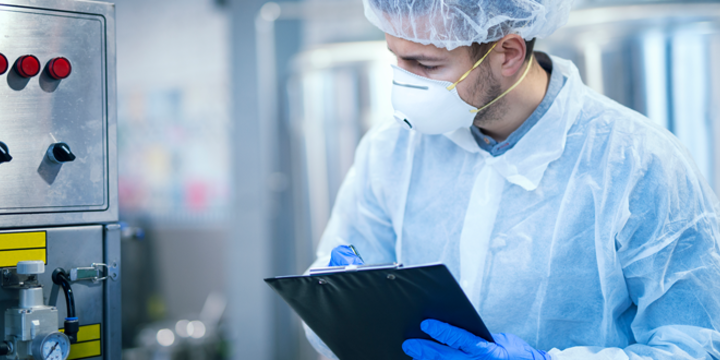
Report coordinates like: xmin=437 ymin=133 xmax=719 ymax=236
xmin=264 ymin=263 xmax=493 ymax=360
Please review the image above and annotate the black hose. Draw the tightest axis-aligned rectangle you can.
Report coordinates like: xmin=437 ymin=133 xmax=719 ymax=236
xmin=52 ymin=269 xmax=75 ymax=318
xmin=52 ymin=269 xmax=79 ymax=343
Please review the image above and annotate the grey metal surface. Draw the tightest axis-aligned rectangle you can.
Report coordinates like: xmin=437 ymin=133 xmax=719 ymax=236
xmin=103 ymin=224 xmax=120 ymax=360
xmin=0 ymin=8 xmax=106 ymax=210
xmin=0 ymin=225 xmax=106 ymax=359
xmin=42 ymin=226 xmax=104 ymax=326
xmin=0 ymin=0 xmax=117 ymax=228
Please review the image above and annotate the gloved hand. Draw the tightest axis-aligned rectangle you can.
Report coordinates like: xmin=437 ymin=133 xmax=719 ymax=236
xmin=328 ymin=245 xmax=365 ymax=266
xmin=403 ymin=319 xmax=551 ymax=360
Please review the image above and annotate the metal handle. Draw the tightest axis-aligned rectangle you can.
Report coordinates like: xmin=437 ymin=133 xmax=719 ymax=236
xmin=69 ymin=263 xmax=115 ymax=283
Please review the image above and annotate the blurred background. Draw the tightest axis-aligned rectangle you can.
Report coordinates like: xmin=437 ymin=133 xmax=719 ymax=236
xmin=107 ymin=0 xmax=720 ymax=359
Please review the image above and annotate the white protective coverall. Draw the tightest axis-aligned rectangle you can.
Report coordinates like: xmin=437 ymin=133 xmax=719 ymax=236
xmin=305 ymin=56 xmax=720 ymax=359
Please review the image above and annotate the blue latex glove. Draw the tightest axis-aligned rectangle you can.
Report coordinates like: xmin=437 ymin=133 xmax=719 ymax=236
xmin=328 ymin=245 xmax=365 ymax=266
xmin=403 ymin=320 xmax=551 ymax=360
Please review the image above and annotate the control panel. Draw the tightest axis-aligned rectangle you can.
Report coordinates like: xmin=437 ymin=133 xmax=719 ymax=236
xmin=0 ymin=1 xmax=117 ymax=227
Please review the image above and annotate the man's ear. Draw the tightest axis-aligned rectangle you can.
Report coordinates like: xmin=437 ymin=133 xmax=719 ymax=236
xmin=494 ymin=34 xmax=527 ymax=78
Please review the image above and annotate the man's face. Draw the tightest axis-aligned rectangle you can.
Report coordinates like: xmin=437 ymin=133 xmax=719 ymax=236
xmin=385 ymin=34 xmax=503 ymax=125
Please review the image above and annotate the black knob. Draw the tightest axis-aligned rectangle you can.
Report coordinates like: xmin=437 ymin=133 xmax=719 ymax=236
xmin=47 ymin=142 xmax=76 ymax=163
xmin=0 ymin=142 xmax=12 ymax=164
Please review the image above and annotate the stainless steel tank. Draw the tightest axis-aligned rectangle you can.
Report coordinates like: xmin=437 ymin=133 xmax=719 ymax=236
xmin=537 ymin=2 xmax=720 ymax=191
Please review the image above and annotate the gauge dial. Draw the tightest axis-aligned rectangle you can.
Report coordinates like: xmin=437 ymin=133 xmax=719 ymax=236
xmin=40 ymin=333 xmax=71 ymax=360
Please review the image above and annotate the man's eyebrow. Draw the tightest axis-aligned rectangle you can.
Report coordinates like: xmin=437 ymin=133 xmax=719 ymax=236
xmin=387 ymin=48 xmax=443 ymax=61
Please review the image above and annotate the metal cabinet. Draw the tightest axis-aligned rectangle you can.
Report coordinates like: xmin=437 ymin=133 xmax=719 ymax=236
xmin=0 ymin=0 xmax=119 ymax=358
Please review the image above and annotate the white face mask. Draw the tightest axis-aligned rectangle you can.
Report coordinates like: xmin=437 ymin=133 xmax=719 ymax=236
xmin=391 ymin=65 xmax=477 ymax=134
xmin=390 ymin=43 xmax=534 ymax=135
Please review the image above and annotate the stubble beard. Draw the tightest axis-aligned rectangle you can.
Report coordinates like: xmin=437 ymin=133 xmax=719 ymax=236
xmin=471 ymin=64 xmax=506 ymax=129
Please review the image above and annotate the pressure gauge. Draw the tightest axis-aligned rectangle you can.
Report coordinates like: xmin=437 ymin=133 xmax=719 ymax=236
xmin=32 ymin=332 xmax=70 ymax=360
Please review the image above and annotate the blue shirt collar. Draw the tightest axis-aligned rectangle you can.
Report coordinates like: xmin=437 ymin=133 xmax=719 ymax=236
xmin=471 ymin=53 xmax=567 ymax=157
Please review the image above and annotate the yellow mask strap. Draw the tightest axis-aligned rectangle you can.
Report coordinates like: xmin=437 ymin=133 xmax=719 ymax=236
xmin=470 ymin=54 xmax=534 ymax=114
xmin=446 ymin=42 xmax=498 ymax=91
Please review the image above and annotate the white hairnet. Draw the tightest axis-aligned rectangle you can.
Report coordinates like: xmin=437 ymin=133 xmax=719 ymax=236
xmin=363 ymin=0 xmax=574 ymax=50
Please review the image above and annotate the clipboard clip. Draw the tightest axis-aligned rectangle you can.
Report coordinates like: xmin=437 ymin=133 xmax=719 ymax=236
xmin=309 ymin=263 xmax=402 ymax=275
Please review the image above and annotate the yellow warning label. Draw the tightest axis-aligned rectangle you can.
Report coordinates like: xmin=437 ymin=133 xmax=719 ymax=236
xmin=0 ymin=231 xmax=46 ymax=267
xmin=68 ymin=340 xmax=101 ymax=360
xmin=60 ymin=324 xmax=102 ymax=360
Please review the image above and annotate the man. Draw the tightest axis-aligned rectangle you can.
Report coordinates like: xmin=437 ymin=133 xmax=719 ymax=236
xmin=305 ymin=0 xmax=720 ymax=359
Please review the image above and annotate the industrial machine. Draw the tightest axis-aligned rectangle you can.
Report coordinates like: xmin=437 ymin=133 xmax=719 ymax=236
xmin=0 ymin=0 xmax=120 ymax=359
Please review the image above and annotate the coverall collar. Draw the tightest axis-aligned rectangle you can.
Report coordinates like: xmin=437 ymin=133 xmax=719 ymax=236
xmin=443 ymin=56 xmax=585 ymax=191
xmin=471 ymin=52 xmax=565 ymax=156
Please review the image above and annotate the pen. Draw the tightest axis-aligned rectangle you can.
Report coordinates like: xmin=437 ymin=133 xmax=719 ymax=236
xmin=349 ymin=245 xmax=364 ymax=263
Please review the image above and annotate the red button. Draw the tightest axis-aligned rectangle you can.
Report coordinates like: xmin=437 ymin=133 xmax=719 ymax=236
xmin=48 ymin=57 xmax=72 ymax=80
xmin=15 ymin=55 xmax=41 ymax=78
xmin=0 ymin=53 xmax=8 ymax=75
